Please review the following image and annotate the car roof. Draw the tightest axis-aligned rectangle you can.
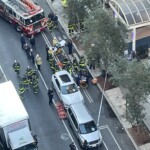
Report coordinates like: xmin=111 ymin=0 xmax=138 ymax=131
xmin=55 ymin=70 xmax=74 ymax=85
xmin=71 ymin=103 xmax=92 ymax=124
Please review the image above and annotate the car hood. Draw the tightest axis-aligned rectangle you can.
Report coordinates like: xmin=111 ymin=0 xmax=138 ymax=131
xmin=62 ymin=91 xmax=83 ymax=106
xmin=80 ymin=130 xmax=100 ymax=143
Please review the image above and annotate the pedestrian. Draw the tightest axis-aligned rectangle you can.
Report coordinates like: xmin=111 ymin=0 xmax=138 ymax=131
xmin=66 ymin=40 xmax=73 ymax=55
xmin=75 ymin=73 xmax=81 ymax=86
xmin=29 ymin=49 xmax=35 ymax=64
xmin=29 ymin=35 xmax=36 ymax=49
xmin=69 ymin=142 xmax=76 ymax=150
xmin=52 ymin=14 xmax=58 ymax=28
xmin=89 ymin=57 xmax=95 ymax=70
xmin=46 ymin=45 xmax=49 ymax=61
xmin=13 ymin=60 xmax=21 ymax=77
xmin=24 ymin=43 xmax=30 ymax=60
xmin=48 ymin=12 xmax=54 ymax=21
xmin=47 ymin=88 xmax=54 ymax=105
xmin=35 ymin=54 xmax=42 ymax=71
xmin=20 ymin=34 xmax=26 ymax=50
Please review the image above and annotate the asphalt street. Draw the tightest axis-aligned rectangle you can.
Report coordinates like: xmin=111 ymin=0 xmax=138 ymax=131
xmin=0 ymin=3 xmax=136 ymax=149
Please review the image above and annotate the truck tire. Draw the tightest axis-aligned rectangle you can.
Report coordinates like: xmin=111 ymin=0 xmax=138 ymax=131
xmin=15 ymin=24 xmax=22 ymax=32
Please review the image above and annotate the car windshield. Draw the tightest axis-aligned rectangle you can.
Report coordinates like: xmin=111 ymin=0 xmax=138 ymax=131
xmin=79 ymin=121 xmax=97 ymax=134
xmin=15 ymin=143 xmax=36 ymax=150
xmin=25 ymin=12 xmax=44 ymax=25
xmin=61 ymin=83 xmax=78 ymax=94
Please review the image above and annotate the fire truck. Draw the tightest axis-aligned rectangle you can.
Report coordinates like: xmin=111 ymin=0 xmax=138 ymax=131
xmin=0 ymin=0 xmax=48 ymax=36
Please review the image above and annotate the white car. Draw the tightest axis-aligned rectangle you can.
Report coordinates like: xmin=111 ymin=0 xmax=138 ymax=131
xmin=52 ymin=70 xmax=84 ymax=107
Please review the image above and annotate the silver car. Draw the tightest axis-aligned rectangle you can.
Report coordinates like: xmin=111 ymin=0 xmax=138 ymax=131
xmin=67 ymin=102 xmax=103 ymax=148
xmin=52 ymin=70 xmax=84 ymax=107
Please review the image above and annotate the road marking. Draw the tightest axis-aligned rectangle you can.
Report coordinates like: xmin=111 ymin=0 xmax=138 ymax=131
xmin=61 ymin=133 xmax=70 ymax=140
xmin=99 ymin=125 xmax=122 ymax=150
xmin=40 ymin=32 xmax=79 ymax=150
xmin=103 ymin=141 xmax=109 ymax=150
xmin=0 ymin=65 xmax=7 ymax=81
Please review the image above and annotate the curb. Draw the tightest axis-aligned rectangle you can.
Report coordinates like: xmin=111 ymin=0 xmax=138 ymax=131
xmin=45 ymin=1 xmax=139 ymax=149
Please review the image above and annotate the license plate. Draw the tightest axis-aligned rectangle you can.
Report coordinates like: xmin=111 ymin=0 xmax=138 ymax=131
xmin=92 ymin=144 xmax=97 ymax=147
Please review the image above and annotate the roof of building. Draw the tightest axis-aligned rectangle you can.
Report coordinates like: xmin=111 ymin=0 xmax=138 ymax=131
xmin=109 ymin=0 xmax=150 ymax=29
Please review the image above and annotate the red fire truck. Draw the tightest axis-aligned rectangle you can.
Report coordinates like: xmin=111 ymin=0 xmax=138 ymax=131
xmin=0 ymin=0 xmax=48 ymax=36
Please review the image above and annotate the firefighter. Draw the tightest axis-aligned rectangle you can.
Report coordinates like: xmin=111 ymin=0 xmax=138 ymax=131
xmin=72 ymin=57 xmax=78 ymax=73
xmin=68 ymin=22 xmax=75 ymax=36
xmin=67 ymin=64 xmax=73 ymax=75
xmin=21 ymin=74 xmax=29 ymax=91
xmin=62 ymin=57 xmax=69 ymax=69
xmin=53 ymin=37 xmax=58 ymax=47
xmin=13 ymin=60 xmax=21 ymax=77
xmin=32 ymin=76 xmax=39 ymax=94
xmin=50 ymin=62 xmax=59 ymax=73
xmin=32 ymin=70 xmax=38 ymax=80
xmin=48 ymin=48 xmax=55 ymax=65
xmin=61 ymin=0 xmax=68 ymax=8
xmin=18 ymin=82 xmax=26 ymax=100
xmin=26 ymin=66 xmax=34 ymax=84
xmin=79 ymin=56 xmax=86 ymax=71
xmin=47 ymin=19 xmax=54 ymax=32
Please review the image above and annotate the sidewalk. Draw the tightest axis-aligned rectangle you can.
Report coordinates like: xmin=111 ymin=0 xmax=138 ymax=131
xmin=45 ymin=0 xmax=150 ymax=149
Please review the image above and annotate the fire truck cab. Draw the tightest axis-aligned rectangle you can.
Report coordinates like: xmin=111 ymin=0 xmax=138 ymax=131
xmin=0 ymin=0 xmax=48 ymax=36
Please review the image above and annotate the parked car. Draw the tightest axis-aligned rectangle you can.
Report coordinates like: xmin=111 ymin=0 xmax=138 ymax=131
xmin=67 ymin=102 xmax=103 ymax=148
xmin=52 ymin=70 xmax=84 ymax=107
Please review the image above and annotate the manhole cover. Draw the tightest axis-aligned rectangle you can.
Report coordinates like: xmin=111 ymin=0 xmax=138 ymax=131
xmin=61 ymin=133 xmax=70 ymax=140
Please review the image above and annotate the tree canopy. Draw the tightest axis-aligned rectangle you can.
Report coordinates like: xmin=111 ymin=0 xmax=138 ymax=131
xmin=108 ymin=57 xmax=150 ymax=125
xmin=81 ymin=7 xmax=127 ymax=69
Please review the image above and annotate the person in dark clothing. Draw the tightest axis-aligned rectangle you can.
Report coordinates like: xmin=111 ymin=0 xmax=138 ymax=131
xmin=20 ymin=34 xmax=26 ymax=50
xmin=47 ymin=89 xmax=54 ymax=105
xmin=29 ymin=35 xmax=36 ymax=49
xmin=66 ymin=40 xmax=73 ymax=55
xmin=52 ymin=14 xmax=58 ymax=28
xmin=83 ymin=140 xmax=88 ymax=149
xmin=33 ymin=135 xmax=38 ymax=148
xmin=24 ymin=43 xmax=30 ymax=59
xmin=46 ymin=45 xmax=49 ymax=61
xmin=89 ymin=57 xmax=95 ymax=70
xmin=29 ymin=49 xmax=35 ymax=64
xmin=48 ymin=12 xmax=54 ymax=21
xmin=75 ymin=73 xmax=81 ymax=86
xmin=69 ymin=142 xmax=76 ymax=150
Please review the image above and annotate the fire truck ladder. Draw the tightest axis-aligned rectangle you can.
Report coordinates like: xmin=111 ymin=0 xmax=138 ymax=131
xmin=9 ymin=0 xmax=37 ymax=14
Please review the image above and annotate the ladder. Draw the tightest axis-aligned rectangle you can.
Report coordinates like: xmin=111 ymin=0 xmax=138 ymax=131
xmin=9 ymin=0 xmax=36 ymax=13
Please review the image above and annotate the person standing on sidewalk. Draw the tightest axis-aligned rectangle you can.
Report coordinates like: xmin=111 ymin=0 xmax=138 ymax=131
xmin=35 ymin=54 xmax=42 ymax=71
xmin=47 ymin=88 xmax=53 ymax=105
xmin=20 ymin=34 xmax=26 ymax=50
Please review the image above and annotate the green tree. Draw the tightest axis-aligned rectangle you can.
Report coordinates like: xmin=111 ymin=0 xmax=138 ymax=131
xmin=67 ymin=0 xmax=98 ymax=31
xmin=81 ymin=7 xmax=127 ymax=70
xmin=108 ymin=57 xmax=150 ymax=126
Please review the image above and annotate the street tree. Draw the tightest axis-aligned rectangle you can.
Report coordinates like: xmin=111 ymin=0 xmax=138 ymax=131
xmin=67 ymin=0 xmax=98 ymax=32
xmin=108 ymin=57 xmax=150 ymax=126
xmin=81 ymin=7 xmax=127 ymax=70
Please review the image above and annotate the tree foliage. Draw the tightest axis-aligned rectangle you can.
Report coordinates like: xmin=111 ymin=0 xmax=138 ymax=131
xmin=67 ymin=0 xmax=98 ymax=24
xmin=108 ymin=57 xmax=150 ymax=125
xmin=81 ymin=7 xmax=127 ymax=69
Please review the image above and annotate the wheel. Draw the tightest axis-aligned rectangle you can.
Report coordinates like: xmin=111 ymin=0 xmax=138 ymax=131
xmin=15 ymin=24 xmax=22 ymax=32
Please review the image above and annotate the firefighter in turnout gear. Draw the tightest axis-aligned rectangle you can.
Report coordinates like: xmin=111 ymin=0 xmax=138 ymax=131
xmin=68 ymin=22 xmax=75 ymax=36
xmin=18 ymin=82 xmax=26 ymax=100
xmin=50 ymin=62 xmax=59 ymax=74
xmin=21 ymin=74 xmax=29 ymax=91
xmin=47 ymin=20 xmax=53 ymax=32
xmin=62 ymin=57 xmax=69 ymax=69
xmin=79 ymin=56 xmax=86 ymax=71
xmin=32 ymin=76 xmax=39 ymax=94
xmin=72 ymin=57 xmax=78 ymax=73
xmin=13 ymin=60 xmax=21 ymax=77
xmin=26 ymin=66 xmax=34 ymax=84
xmin=67 ymin=64 xmax=73 ymax=75
xmin=32 ymin=70 xmax=38 ymax=80
xmin=48 ymin=49 xmax=55 ymax=65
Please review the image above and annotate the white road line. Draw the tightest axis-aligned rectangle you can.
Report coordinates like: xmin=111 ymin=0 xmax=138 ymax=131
xmin=0 ymin=65 xmax=7 ymax=81
xmin=83 ymin=89 xmax=93 ymax=102
xmin=103 ymin=141 xmax=109 ymax=150
xmin=40 ymin=32 xmax=79 ymax=149
xmin=99 ymin=125 xmax=108 ymax=130
xmin=106 ymin=125 xmax=122 ymax=150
